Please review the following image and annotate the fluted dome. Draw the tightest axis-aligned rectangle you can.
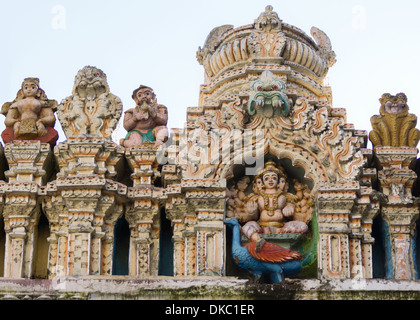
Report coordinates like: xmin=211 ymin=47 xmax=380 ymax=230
xmin=197 ymin=5 xmax=336 ymax=106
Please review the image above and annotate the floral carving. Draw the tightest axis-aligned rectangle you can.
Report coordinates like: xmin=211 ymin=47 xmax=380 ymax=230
xmin=248 ymin=6 xmax=286 ymax=58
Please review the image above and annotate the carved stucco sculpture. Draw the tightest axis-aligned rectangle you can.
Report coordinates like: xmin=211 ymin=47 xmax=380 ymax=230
xmin=370 ymin=93 xmax=420 ymax=148
xmin=57 ymin=66 xmax=123 ymax=139
xmin=196 ymin=5 xmax=336 ymax=107
xmin=0 ymin=6 xmax=419 ymax=296
xmin=120 ymin=85 xmax=169 ymax=147
xmin=176 ymin=6 xmax=377 ymax=283
xmin=1 ymin=78 xmax=58 ymax=146
xmin=248 ymin=70 xmax=290 ymax=118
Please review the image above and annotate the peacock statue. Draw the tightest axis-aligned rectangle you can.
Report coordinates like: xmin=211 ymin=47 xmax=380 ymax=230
xmin=224 ymin=218 xmax=313 ymax=283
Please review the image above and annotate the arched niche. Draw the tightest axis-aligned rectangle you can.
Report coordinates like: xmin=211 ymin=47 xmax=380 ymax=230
xmin=224 ymin=153 xmax=319 ymax=279
xmin=226 ymin=156 xmax=313 ymax=193
xmin=158 ymin=208 xmax=174 ymax=276
xmin=216 ymin=139 xmax=329 ymax=190
xmin=33 ymin=213 xmax=50 ymax=279
xmin=112 ymin=216 xmax=130 ymax=276
xmin=372 ymin=214 xmax=386 ymax=279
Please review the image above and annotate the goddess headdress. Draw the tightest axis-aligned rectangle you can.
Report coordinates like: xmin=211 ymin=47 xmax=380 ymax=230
xmin=257 ymin=160 xmax=286 ymax=179
xmin=1 ymin=78 xmax=52 ymax=116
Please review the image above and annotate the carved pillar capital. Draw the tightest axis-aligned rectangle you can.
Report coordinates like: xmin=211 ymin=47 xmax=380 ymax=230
xmin=125 ymin=144 xmax=164 ymax=187
xmin=4 ymin=140 xmax=51 ymax=185
xmin=55 ymin=137 xmax=124 ymax=178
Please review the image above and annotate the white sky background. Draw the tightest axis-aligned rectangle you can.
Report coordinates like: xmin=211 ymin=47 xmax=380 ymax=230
xmin=0 ymin=0 xmax=419 ymax=148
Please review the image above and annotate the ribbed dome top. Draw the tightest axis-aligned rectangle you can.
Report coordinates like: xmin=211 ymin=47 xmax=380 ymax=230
xmin=197 ymin=6 xmax=336 ymax=85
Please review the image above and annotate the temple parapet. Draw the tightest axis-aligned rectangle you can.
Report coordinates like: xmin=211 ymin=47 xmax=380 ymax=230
xmin=0 ymin=6 xmax=419 ymax=298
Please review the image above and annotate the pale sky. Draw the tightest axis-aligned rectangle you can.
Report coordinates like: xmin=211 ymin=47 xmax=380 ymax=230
xmin=1 ymin=0 xmax=419 ymax=148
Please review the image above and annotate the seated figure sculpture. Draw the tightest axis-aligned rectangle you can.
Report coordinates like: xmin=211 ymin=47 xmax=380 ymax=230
xmin=292 ymin=179 xmax=315 ymax=224
xmin=1 ymin=78 xmax=58 ymax=146
xmin=226 ymin=176 xmax=258 ymax=223
xmin=240 ymin=160 xmax=308 ymax=252
xmin=120 ymin=85 xmax=169 ymax=147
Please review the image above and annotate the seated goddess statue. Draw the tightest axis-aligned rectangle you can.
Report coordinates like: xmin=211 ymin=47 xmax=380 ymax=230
xmin=240 ymin=160 xmax=308 ymax=252
xmin=1 ymin=78 xmax=58 ymax=146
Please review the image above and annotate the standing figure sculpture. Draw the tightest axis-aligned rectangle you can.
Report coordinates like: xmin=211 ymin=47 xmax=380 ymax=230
xmin=120 ymin=85 xmax=169 ymax=147
xmin=1 ymin=78 xmax=58 ymax=146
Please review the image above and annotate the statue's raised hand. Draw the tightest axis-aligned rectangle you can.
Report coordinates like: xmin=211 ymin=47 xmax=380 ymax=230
xmin=282 ymin=203 xmax=295 ymax=218
xmin=246 ymin=201 xmax=258 ymax=215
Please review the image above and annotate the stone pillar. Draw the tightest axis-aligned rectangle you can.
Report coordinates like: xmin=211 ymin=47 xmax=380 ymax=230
xmin=2 ymin=141 xmax=51 ymax=278
xmin=60 ymin=178 xmax=102 ymax=276
xmin=348 ymin=148 xmax=380 ymax=279
xmin=375 ymin=146 xmax=419 ymax=280
xmin=349 ymin=208 xmax=363 ymax=279
xmin=351 ymin=187 xmax=380 ymax=279
xmin=172 ymin=234 xmax=185 ymax=277
xmin=165 ymin=184 xmax=187 ymax=277
xmin=88 ymin=183 xmax=126 ymax=276
xmin=48 ymin=137 xmax=126 ymax=277
xmin=165 ymin=179 xmax=226 ymax=277
xmin=183 ymin=215 xmax=197 ymax=277
xmin=125 ymin=145 xmax=165 ymax=277
xmin=126 ymin=210 xmax=161 ymax=277
xmin=3 ymin=190 xmax=38 ymax=279
xmin=195 ymin=209 xmax=225 ymax=276
xmin=317 ymin=181 xmax=358 ymax=279
xmin=42 ymin=190 xmax=66 ymax=278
